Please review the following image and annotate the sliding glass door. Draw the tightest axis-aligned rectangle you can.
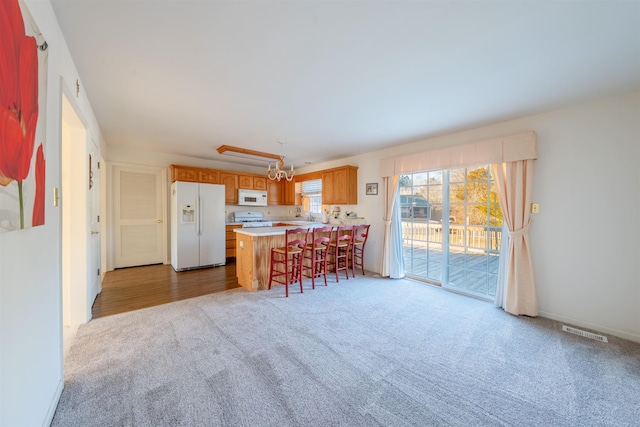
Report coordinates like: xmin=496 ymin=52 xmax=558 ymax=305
xmin=400 ymin=171 xmax=444 ymax=283
xmin=400 ymin=166 xmax=502 ymax=300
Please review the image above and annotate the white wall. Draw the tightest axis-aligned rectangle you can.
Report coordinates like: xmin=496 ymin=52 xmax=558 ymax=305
xmin=105 ymin=92 xmax=640 ymax=342
xmin=0 ymin=1 xmax=106 ymax=425
xmin=0 ymin=3 xmax=634 ymax=425
xmin=348 ymin=91 xmax=640 ymax=343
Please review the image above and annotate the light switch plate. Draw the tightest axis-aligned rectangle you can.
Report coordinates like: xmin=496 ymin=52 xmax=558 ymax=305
xmin=531 ymin=203 xmax=540 ymax=214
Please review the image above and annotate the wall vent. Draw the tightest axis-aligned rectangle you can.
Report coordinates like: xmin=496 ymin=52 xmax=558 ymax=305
xmin=562 ymin=325 xmax=608 ymax=343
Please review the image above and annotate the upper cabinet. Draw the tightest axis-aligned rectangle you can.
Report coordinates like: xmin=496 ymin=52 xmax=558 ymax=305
xmin=219 ymin=173 xmax=239 ymax=204
xmin=253 ymin=176 xmax=267 ymax=191
xmin=199 ymin=169 xmax=220 ymax=184
xmin=266 ymin=179 xmax=295 ymax=206
xmin=282 ymin=180 xmax=296 ymax=205
xmin=322 ymin=166 xmax=358 ymax=205
xmin=267 ymin=180 xmax=281 ymax=205
xmin=171 ymin=164 xmax=357 ymax=206
xmin=237 ymin=174 xmax=253 ymax=189
xmin=170 ymin=165 xmax=238 ymax=204
xmin=171 ymin=165 xmax=198 ymax=182
xmin=238 ymin=174 xmax=267 ymax=190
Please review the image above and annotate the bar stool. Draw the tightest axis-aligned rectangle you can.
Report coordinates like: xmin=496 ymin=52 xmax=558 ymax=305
xmin=327 ymin=225 xmax=353 ymax=282
xmin=302 ymin=226 xmax=334 ymax=289
xmin=350 ymin=224 xmax=370 ymax=276
xmin=268 ymin=227 xmax=309 ymax=297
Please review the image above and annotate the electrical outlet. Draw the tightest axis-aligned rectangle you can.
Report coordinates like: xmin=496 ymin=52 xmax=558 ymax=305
xmin=530 ymin=203 xmax=540 ymax=214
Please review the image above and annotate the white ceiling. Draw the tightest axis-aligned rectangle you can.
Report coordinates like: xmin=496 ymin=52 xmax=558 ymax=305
xmin=50 ymin=0 xmax=640 ymax=168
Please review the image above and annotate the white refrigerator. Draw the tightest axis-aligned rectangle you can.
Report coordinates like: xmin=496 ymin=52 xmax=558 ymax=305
xmin=171 ymin=181 xmax=226 ymax=271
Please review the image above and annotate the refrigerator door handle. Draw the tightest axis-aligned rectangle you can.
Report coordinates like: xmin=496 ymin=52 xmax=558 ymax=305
xmin=198 ymin=195 xmax=203 ymax=236
xmin=195 ymin=196 xmax=201 ymax=236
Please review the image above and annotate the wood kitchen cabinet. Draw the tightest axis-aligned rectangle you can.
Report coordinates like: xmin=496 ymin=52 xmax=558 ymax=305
xmin=253 ymin=176 xmax=267 ymax=190
xmin=171 ymin=164 xmax=217 ymax=183
xmin=225 ymin=224 xmax=242 ymax=258
xmin=237 ymin=174 xmax=253 ymax=189
xmin=238 ymin=174 xmax=267 ymax=190
xmin=266 ymin=179 xmax=296 ymax=205
xmin=267 ymin=179 xmax=281 ymax=205
xmin=198 ymin=169 xmax=220 ymax=184
xmin=170 ymin=165 xmax=198 ymax=182
xmin=170 ymin=164 xmax=305 ymax=206
xmin=220 ymin=173 xmax=239 ymax=204
xmin=322 ymin=165 xmax=358 ymax=205
xmin=282 ymin=180 xmax=296 ymax=205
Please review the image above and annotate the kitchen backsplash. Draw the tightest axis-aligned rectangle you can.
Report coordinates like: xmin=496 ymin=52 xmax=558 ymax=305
xmin=224 ymin=204 xmax=365 ymax=224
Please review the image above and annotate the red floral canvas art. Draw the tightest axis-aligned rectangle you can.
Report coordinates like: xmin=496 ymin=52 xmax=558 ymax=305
xmin=0 ymin=0 xmax=47 ymax=232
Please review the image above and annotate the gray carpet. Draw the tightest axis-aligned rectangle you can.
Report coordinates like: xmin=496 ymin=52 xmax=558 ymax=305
xmin=53 ymin=276 xmax=640 ymax=426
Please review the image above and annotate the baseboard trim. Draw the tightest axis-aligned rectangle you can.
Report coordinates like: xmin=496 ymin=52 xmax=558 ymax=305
xmin=43 ymin=379 xmax=64 ymax=427
xmin=539 ymin=310 xmax=640 ymax=344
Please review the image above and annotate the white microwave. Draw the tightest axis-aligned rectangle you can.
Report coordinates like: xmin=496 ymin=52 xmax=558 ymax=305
xmin=238 ymin=189 xmax=268 ymax=206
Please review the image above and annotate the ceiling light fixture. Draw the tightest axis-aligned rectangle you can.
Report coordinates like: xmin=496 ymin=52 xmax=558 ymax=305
xmin=266 ymin=141 xmax=294 ymax=182
xmin=216 ymin=145 xmax=282 ymax=164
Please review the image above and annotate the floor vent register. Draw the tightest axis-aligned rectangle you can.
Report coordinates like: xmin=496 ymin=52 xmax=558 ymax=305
xmin=562 ymin=325 xmax=608 ymax=343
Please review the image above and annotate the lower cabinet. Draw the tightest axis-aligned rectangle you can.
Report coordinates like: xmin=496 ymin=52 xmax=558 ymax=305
xmin=225 ymin=224 xmax=242 ymax=258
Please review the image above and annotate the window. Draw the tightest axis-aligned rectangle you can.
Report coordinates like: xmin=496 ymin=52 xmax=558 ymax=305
xmin=400 ymin=166 xmax=502 ymax=299
xmin=300 ymin=179 xmax=322 ymax=214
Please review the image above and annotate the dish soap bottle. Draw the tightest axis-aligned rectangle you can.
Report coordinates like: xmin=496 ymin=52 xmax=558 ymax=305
xmin=322 ymin=210 xmax=329 ymax=224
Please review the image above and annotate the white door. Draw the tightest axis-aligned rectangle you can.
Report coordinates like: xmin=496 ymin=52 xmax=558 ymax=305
xmin=88 ymin=140 xmax=101 ymax=297
xmin=62 ymin=94 xmax=91 ymax=325
xmin=114 ymin=166 xmax=164 ymax=268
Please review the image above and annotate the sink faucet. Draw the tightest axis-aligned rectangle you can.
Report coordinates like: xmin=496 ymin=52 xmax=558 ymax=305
xmin=308 ymin=213 xmax=313 ymax=221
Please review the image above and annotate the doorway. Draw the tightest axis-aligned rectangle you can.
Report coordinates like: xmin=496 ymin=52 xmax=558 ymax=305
xmin=61 ymin=93 xmax=100 ymax=327
xmin=400 ymin=166 xmax=503 ymax=300
xmin=112 ymin=164 xmax=166 ymax=268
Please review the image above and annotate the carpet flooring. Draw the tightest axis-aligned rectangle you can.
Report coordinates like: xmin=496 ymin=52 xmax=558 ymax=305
xmin=52 ymin=275 xmax=640 ymax=426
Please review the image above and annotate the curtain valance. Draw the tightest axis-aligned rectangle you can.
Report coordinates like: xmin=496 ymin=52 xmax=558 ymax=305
xmin=380 ymin=131 xmax=537 ymax=177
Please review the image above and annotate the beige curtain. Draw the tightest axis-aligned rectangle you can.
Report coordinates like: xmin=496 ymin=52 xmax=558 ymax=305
xmin=380 ymin=131 xmax=537 ymax=291
xmin=380 ymin=131 xmax=537 ymax=178
xmin=492 ymin=160 xmax=537 ymax=316
xmin=380 ymin=175 xmax=400 ymax=277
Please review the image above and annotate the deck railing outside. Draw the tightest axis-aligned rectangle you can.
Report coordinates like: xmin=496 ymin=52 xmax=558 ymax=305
xmin=401 ymin=221 xmax=502 ymax=252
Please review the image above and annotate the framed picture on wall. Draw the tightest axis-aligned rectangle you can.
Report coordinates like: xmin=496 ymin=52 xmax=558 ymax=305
xmin=0 ymin=0 xmax=49 ymax=233
xmin=366 ymin=183 xmax=378 ymax=195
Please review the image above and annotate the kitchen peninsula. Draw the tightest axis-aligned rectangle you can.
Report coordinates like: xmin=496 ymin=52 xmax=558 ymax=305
xmin=234 ymin=223 xmax=324 ymax=291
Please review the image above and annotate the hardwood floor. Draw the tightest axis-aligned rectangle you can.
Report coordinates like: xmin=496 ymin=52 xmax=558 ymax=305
xmin=92 ymin=262 xmax=240 ymax=319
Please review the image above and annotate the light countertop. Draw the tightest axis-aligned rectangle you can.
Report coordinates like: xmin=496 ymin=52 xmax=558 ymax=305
xmin=233 ymin=222 xmax=327 ymax=237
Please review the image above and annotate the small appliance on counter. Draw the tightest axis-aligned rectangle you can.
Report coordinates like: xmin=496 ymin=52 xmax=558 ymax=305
xmin=233 ymin=210 xmax=273 ymax=228
xmin=345 ymin=211 xmax=358 ymax=219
